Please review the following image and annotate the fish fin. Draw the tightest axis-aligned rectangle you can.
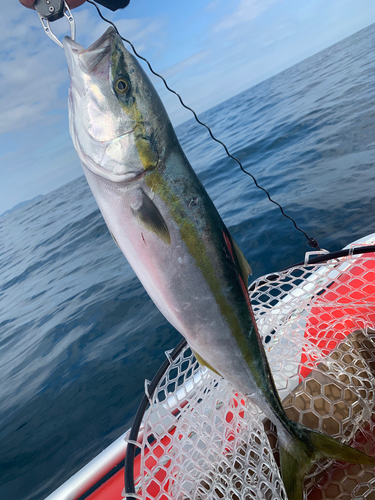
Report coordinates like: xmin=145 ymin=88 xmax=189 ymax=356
xmin=192 ymin=350 xmax=222 ymax=377
xmin=132 ymin=190 xmax=171 ymax=245
xmin=279 ymin=446 xmax=305 ymax=500
xmin=309 ymin=430 xmax=375 ymax=464
xmin=109 ymin=230 xmax=120 ymax=249
xmin=280 ymin=423 xmax=375 ymax=500
xmin=230 ymin=236 xmax=252 ymax=280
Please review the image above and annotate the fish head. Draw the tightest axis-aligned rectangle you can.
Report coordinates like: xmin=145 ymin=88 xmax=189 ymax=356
xmin=63 ymin=27 xmax=171 ymax=183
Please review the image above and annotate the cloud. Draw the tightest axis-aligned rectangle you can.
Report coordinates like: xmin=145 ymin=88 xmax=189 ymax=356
xmin=206 ymin=0 xmax=225 ymax=12
xmin=162 ymin=51 xmax=211 ymax=80
xmin=0 ymin=47 xmax=67 ymax=134
xmin=0 ymin=2 xmax=167 ymax=136
xmin=0 ymin=3 xmax=68 ymax=134
xmin=214 ymin=0 xmax=281 ymax=31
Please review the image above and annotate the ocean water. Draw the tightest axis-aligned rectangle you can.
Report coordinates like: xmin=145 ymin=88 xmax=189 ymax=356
xmin=1 ymin=23 xmax=375 ymax=500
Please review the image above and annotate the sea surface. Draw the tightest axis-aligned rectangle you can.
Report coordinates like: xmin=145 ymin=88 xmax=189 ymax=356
xmin=1 ymin=23 xmax=375 ymax=500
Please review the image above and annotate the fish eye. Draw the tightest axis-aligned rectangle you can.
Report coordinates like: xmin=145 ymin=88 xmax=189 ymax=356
xmin=115 ymin=77 xmax=130 ymax=94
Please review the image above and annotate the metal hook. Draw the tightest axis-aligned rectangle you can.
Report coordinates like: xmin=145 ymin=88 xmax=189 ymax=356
xmin=36 ymin=1 xmax=75 ymax=48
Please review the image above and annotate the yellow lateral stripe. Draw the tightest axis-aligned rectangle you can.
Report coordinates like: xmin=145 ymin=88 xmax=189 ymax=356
xmin=146 ymin=170 xmax=262 ymax=385
xmin=193 ymin=350 xmax=222 ymax=377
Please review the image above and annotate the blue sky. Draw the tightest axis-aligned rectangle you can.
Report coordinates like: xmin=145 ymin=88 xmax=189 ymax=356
xmin=1 ymin=0 xmax=375 ymax=214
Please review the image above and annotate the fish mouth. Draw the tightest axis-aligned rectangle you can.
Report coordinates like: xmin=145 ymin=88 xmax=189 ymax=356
xmin=63 ymin=27 xmax=118 ymax=73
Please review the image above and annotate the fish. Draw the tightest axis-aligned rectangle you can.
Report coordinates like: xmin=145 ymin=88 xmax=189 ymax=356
xmin=63 ymin=27 xmax=375 ymax=500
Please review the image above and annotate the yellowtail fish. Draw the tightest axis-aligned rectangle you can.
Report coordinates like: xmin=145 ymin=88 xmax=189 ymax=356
xmin=63 ymin=27 xmax=375 ymax=500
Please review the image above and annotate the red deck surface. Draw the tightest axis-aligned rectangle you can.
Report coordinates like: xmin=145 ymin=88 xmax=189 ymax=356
xmin=86 ymin=468 xmax=124 ymax=500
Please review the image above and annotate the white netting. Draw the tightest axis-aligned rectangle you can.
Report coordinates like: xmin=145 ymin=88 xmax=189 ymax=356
xmin=133 ymin=250 xmax=375 ymax=500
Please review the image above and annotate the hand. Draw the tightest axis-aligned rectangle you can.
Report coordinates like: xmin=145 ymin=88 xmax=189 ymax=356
xmin=19 ymin=0 xmax=86 ymax=9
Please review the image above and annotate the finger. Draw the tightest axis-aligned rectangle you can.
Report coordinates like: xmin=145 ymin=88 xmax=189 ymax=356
xmin=66 ymin=0 xmax=86 ymax=8
xmin=18 ymin=0 xmax=36 ymax=9
xmin=18 ymin=0 xmax=86 ymax=10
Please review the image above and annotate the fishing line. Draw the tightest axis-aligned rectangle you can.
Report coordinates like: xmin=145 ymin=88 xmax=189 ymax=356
xmin=86 ymin=0 xmax=320 ymax=251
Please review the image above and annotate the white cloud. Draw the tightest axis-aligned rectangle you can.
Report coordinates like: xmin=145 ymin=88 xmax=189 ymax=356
xmin=214 ymin=0 xmax=282 ymax=31
xmin=0 ymin=46 xmax=67 ymax=134
xmin=0 ymin=2 xmax=167 ymax=135
xmin=206 ymin=0 xmax=225 ymax=12
xmin=112 ymin=16 xmax=167 ymax=54
xmin=163 ymin=50 xmax=210 ymax=80
xmin=0 ymin=3 xmax=68 ymax=134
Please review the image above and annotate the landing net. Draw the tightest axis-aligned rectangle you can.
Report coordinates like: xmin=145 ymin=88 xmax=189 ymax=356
xmin=127 ymin=247 xmax=375 ymax=499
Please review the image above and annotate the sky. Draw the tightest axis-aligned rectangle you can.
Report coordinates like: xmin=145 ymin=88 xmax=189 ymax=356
xmin=0 ymin=0 xmax=375 ymax=215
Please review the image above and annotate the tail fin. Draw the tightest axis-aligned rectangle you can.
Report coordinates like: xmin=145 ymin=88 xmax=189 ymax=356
xmin=279 ymin=423 xmax=375 ymax=500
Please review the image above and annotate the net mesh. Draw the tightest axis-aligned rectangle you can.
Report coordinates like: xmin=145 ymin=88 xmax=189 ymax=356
xmin=132 ymin=249 xmax=375 ymax=499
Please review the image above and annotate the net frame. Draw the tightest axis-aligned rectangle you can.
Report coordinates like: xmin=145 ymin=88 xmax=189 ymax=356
xmin=124 ymin=245 xmax=375 ymax=500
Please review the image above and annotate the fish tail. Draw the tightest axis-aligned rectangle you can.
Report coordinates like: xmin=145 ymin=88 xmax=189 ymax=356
xmin=279 ymin=421 xmax=375 ymax=500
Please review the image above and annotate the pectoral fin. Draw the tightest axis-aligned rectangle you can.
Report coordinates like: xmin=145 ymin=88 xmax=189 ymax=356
xmin=109 ymin=230 xmax=120 ymax=249
xmin=231 ymin=236 xmax=252 ymax=282
xmin=132 ymin=190 xmax=171 ymax=245
xmin=193 ymin=350 xmax=222 ymax=377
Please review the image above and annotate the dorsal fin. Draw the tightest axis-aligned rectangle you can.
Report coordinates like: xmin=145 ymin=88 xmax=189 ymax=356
xmin=230 ymin=236 xmax=252 ymax=283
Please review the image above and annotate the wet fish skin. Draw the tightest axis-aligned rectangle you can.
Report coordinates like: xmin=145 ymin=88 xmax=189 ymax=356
xmin=63 ymin=28 xmax=375 ymax=500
